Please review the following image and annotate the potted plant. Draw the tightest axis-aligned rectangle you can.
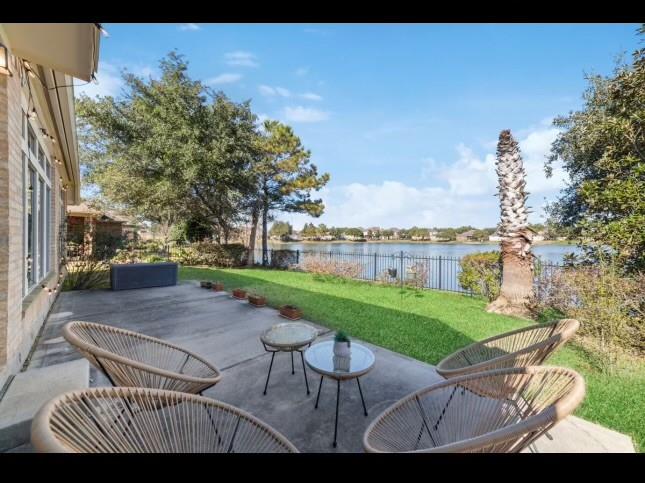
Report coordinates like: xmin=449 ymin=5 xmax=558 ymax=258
xmin=232 ymin=288 xmax=247 ymax=300
xmin=248 ymin=293 xmax=267 ymax=307
xmin=333 ymin=330 xmax=351 ymax=358
xmin=279 ymin=304 xmax=303 ymax=320
xmin=200 ymin=281 xmax=212 ymax=289
xmin=211 ymin=281 xmax=225 ymax=292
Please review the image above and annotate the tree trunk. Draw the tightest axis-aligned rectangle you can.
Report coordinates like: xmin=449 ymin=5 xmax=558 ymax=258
xmin=246 ymin=205 xmax=259 ymax=266
xmin=487 ymin=129 xmax=534 ymax=317
xmin=261 ymin=197 xmax=269 ymax=266
xmin=487 ymin=234 xmax=534 ymax=316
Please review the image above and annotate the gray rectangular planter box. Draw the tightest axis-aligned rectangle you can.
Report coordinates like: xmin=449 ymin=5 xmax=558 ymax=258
xmin=110 ymin=262 xmax=178 ymax=291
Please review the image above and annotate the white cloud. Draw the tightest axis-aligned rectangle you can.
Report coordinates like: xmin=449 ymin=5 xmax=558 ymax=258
xmin=288 ymin=181 xmax=496 ymax=230
xmin=75 ymin=61 xmax=158 ymax=99
xmin=256 ymin=113 xmax=270 ymax=125
xmin=259 ymin=86 xmax=322 ymax=101
xmin=437 ymin=144 xmax=497 ymax=196
xmin=300 ymin=92 xmax=323 ymax=101
xmin=258 ymin=85 xmax=276 ymax=96
xmin=520 ymin=126 xmax=567 ymax=192
xmin=283 ymin=106 xmax=330 ymax=123
xmin=295 ymin=67 xmax=309 ymax=76
xmin=225 ymin=51 xmax=259 ymax=68
xmin=178 ymin=23 xmax=200 ymax=31
xmin=76 ymin=62 xmax=122 ymax=98
xmin=205 ymin=73 xmax=243 ymax=85
xmin=275 ymin=87 xmax=290 ymax=97
xmin=420 ymin=158 xmax=439 ymax=180
xmin=258 ymin=85 xmax=291 ymax=97
xmin=286 ymin=123 xmax=567 ymax=230
xmin=433 ymin=126 xmax=564 ymax=197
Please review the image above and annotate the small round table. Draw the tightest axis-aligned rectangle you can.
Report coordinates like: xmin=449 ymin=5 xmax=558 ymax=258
xmin=304 ymin=340 xmax=375 ymax=448
xmin=260 ymin=322 xmax=318 ymax=396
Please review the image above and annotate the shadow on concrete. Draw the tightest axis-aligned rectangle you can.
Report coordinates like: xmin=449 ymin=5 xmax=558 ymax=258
xmin=183 ymin=268 xmax=477 ymax=365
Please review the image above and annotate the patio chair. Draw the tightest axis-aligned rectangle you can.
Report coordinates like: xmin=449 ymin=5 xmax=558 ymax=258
xmin=31 ymin=387 xmax=298 ymax=453
xmin=363 ymin=366 xmax=585 ymax=453
xmin=435 ymin=319 xmax=579 ymax=379
xmin=63 ymin=321 xmax=222 ymax=394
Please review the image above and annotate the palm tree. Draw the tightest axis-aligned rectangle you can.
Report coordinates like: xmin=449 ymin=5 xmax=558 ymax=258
xmin=486 ymin=129 xmax=534 ymax=317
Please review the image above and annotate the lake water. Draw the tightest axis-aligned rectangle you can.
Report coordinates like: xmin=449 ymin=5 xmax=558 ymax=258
xmin=268 ymin=241 xmax=579 ymax=264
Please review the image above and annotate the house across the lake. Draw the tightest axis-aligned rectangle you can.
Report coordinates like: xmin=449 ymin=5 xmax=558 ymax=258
xmin=456 ymin=229 xmax=477 ymax=242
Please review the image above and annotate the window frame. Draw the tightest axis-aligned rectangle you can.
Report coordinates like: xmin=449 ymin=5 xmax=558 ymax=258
xmin=22 ymin=114 xmax=53 ymax=297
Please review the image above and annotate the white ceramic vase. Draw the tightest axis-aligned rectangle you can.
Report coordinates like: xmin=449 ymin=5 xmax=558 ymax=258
xmin=333 ymin=341 xmax=351 ymax=358
xmin=333 ymin=355 xmax=351 ymax=372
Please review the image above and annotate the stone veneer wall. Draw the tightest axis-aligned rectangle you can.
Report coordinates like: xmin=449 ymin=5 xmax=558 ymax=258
xmin=0 ymin=48 xmax=64 ymax=389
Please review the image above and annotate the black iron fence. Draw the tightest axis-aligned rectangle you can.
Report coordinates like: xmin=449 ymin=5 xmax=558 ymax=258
xmin=83 ymin=240 xmax=564 ymax=296
xmin=252 ymin=248 xmax=563 ymax=295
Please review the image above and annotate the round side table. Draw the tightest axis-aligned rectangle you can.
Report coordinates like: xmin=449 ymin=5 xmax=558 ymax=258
xmin=260 ymin=322 xmax=318 ymax=396
xmin=304 ymin=340 xmax=375 ymax=447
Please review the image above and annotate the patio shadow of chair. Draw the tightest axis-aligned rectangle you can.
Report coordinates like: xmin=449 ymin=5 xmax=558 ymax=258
xmin=191 ymin=269 xmax=481 ymax=366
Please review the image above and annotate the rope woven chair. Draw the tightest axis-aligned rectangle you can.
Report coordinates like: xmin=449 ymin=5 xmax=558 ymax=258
xmin=31 ymin=387 xmax=299 ymax=453
xmin=63 ymin=321 xmax=222 ymax=394
xmin=363 ymin=366 xmax=585 ymax=453
xmin=435 ymin=319 xmax=579 ymax=379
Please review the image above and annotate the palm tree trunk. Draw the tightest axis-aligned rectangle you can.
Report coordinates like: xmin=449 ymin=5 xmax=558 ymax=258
xmin=487 ymin=129 xmax=534 ymax=317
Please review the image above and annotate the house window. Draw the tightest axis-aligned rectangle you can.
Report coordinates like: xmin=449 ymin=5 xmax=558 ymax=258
xmin=47 ymin=186 xmax=52 ymax=271
xmin=22 ymin=118 xmax=53 ymax=296
xmin=38 ymin=177 xmax=45 ymax=275
xmin=58 ymin=188 xmax=65 ymax=268
xmin=26 ymin=164 xmax=36 ymax=288
xmin=27 ymin=125 xmax=36 ymax=157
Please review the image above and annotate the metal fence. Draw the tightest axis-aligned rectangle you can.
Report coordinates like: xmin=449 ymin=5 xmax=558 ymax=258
xmin=84 ymin=240 xmax=564 ymax=296
xmin=253 ymin=248 xmax=563 ymax=295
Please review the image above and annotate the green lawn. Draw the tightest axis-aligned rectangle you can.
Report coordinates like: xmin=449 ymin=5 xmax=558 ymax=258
xmin=181 ymin=266 xmax=644 ymax=452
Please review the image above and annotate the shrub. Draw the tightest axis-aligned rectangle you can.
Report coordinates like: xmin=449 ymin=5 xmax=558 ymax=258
xmin=111 ymin=249 xmax=145 ymax=264
xmin=144 ymin=255 xmax=168 ymax=263
xmin=458 ymin=251 xmax=501 ymax=301
xmin=376 ymin=267 xmax=399 ymax=285
xmin=92 ymin=231 xmax=127 ymax=261
xmin=405 ymin=261 xmax=430 ymax=289
xmin=63 ymin=257 xmax=109 ymax=291
xmin=170 ymin=242 xmax=247 ymax=267
xmin=270 ymin=249 xmax=299 ymax=269
xmin=300 ymin=255 xmax=362 ymax=280
xmin=531 ymin=261 xmax=644 ymax=371
xmin=131 ymin=239 xmax=166 ymax=252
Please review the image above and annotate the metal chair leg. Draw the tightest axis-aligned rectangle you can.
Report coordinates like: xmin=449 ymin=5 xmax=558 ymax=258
xmin=315 ymin=376 xmax=324 ymax=408
xmin=356 ymin=378 xmax=368 ymax=416
xmin=333 ymin=379 xmax=340 ymax=448
xmin=300 ymin=351 xmax=310 ymax=395
xmin=263 ymin=352 xmax=275 ymax=395
xmin=291 ymin=351 xmax=295 ymax=375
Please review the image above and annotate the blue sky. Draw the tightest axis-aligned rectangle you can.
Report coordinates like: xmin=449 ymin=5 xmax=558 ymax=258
xmin=79 ymin=23 xmax=641 ymax=229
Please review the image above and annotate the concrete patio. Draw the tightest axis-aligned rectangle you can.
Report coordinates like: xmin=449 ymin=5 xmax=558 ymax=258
xmin=3 ymin=282 xmax=635 ymax=453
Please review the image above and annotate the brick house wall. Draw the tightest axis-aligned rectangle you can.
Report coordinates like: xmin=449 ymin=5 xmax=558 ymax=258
xmin=0 ymin=49 xmax=66 ymax=388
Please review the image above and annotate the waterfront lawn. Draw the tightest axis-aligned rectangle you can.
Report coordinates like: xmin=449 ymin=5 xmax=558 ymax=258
xmin=180 ymin=266 xmax=644 ymax=452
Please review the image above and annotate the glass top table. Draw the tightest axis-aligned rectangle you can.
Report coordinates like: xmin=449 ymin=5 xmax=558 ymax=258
xmin=304 ymin=340 xmax=375 ymax=380
xmin=304 ymin=340 xmax=375 ymax=447
xmin=260 ymin=322 xmax=318 ymax=350
xmin=260 ymin=322 xmax=319 ymax=397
